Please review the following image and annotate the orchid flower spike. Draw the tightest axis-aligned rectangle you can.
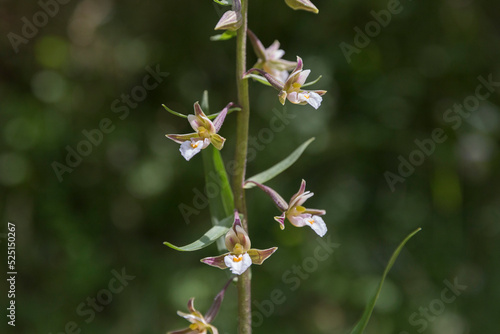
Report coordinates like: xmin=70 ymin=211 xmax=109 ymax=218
xmin=166 ymin=102 xmax=232 ymax=161
xmin=244 ymin=56 xmax=326 ymax=109
xmin=284 ymin=0 xmax=319 ymax=13
xmin=248 ymin=29 xmax=297 ymax=82
xmin=168 ymin=278 xmax=233 ymax=334
xmin=201 ymin=211 xmax=278 ymax=275
xmin=245 ymin=179 xmax=327 ymax=237
xmin=215 ymin=0 xmax=242 ymax=31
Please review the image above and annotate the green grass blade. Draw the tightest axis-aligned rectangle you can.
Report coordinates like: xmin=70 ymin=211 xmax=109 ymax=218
xmin=163 ymin=222 xmax=231 ymax=252
xmin=213 ymin=0 xmax=231 ymax=5
xmin=301 ymin=75 xmax=323 ymax=88
xmin=349 ymin=228 xmax=422 ymax=334
xmin=210 ymin=30 xmax=237 ymax=41
xmin=244 ymin=73 xmax=273 ymax=87
xmin=244 ymin=137 xmax=315 ymax=189
xmin=162 ymin=104 xmax=187 ymax=118
xmin=202 ymin=145 xmax=234 ymax=252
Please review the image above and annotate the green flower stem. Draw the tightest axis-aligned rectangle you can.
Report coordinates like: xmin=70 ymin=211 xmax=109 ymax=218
xmin=233 ymin=0 xmax=252 ymax=333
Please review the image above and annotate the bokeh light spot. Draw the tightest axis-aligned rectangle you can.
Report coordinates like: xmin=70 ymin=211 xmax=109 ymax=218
xmin=31 ymin=70 xmax=67 ymax=103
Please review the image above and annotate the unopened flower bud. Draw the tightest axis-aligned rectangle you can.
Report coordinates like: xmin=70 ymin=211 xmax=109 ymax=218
xmin=285 ymin=0 xmax=319 ymax=13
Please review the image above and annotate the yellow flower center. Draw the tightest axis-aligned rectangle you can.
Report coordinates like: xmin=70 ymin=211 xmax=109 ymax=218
xmin=233 ymin=255 xmax=243 ymax=263
xmin=308 ymin=219 xmax=315 ymax=225
xmin=296 ymin=206 xmax=306 ymax=213
xmin=232 ymin=243 xmax=244 ymax=255
xmin=191 ymin=142 xmax=199 ymax=148
xmin=198 ymin=126 xmax=210 ymax=139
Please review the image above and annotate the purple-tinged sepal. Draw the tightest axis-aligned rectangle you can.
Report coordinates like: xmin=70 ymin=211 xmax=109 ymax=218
xmin=284 ymin=0 xmax=319 ymax=13
xmin=204 ymin=278 xmax=233 ymax=323
xmin=243 ymin=68 xmax=285 ymax=91
xmin=215 ymin=0 xmax=242 ymax=31
xmin=200 ymin=254 xmax=229 ymax=270
xmin=274 ymin=212 xmax=286 ymax=230
xmin=212 ymin=102 xmax=233 ymax=132
xmin=244 ymin=181 xmax=288 ymax=211
xmin=247 ymin=247 xmax=278 ymax=265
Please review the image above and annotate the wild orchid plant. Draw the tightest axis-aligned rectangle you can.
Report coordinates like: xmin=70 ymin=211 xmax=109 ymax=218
xmin=163 ymin=1 xmax=421 ymax=333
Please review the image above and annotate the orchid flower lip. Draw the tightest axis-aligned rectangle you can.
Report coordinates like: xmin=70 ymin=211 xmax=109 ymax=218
xmin=224 ymin=253 xmax=252 ymax=275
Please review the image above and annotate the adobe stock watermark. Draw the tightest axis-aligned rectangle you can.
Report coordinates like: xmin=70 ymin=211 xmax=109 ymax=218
xmin=48 ymin=267 xmax=135 ymax=334
xmin=339 ymin=0 xmax=411 ymax=64
xmin=384 ymin=73 xmax=500 ymax=191
xmin=51 ymin=64 xmax=169 ymax=182
xmin=7 ymin=0 xmax=73 ymax=54
xmin=399 ymin=277 xmax=467 ymax=334
xmin=178 ymin=106 xmax=297 ymax=224
xmin=251 ymin=236 xmax=340 ymax=328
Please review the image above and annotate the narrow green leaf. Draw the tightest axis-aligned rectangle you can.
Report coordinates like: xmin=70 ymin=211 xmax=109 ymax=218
xmin=213 ymin=0 xmax=232 ymax=5
xmin=301 ymin=75 xmax=323 ymax=88
xmin=202 ymin=143 xmax=234 ymax=251
xmin=162 ymin=104 xmax=186 ymax=118
xmin=244 ymin=73 xmax=273 ymax=87
xmin=244 ymin=137 xmax=316 ymax=189
xmin=202 ymin=146 xmax=234 ymax=219
xmin=163 ymin=220 xmax=231 ymax=252
xmin=349 ymin=228 xmax=422 ymax=334
xmin=210 ymin=30 xmax=237 ymax=41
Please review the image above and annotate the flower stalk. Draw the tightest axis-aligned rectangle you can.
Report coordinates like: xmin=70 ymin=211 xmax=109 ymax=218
xmin=234 ymin=0 xmax=252 ymax=333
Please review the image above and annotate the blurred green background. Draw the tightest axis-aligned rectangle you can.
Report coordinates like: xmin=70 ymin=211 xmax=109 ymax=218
xmin=1 ymin=0 xmax=499 ymax=333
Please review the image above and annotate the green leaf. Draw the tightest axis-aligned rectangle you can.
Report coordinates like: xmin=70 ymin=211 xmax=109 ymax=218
xmin=244 ymin=137 xmax=316 ymax=189
xmin=301 ymin=75 xmax=323 ymax=88
xmin=213 ymin=0 xmax=232 ymax=5
xmin=244 ymin=73 xmax=273 ymax=87
xmin=349 ymin=228 xmax=422 ymax=334
xmin=162 ymin=104 xmax=186 ymax=118
xmin=202 ymin=146 xmax=234 ymax=220
xmin=163 ymin=218 xmax=232 ymax=252
xmin=202 ymin=141 xmax=234 ymax=252
xmin=210 ymin=30 xmax=237 ymax=41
